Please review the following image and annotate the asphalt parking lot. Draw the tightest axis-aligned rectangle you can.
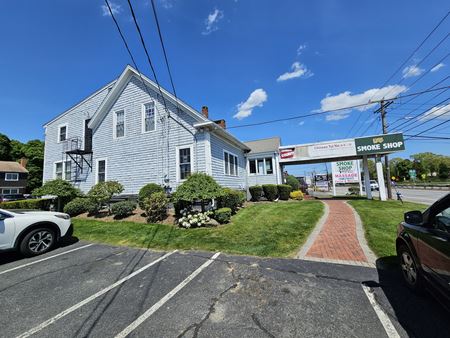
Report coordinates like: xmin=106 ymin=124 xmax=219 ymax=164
xmin=0 ymin=241 xmax=449 ymax=338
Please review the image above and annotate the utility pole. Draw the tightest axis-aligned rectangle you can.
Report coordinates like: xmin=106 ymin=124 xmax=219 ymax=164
xmin=379 ymin=99 xmax=393 ymax=199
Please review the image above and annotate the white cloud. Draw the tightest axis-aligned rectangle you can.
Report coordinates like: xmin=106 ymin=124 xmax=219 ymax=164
xmin=430 ymin=63 xmax=445 ymax=73
xmin=298 ymin=121 xmax=305 ymax=126
xmin=202 ymin=9 xmax=224 ymax=35
xmin=233 ymin=89 xmax=268 ymax=120
xmin=277 ymin=62 xmax=313 ymax=82
xmin=319 ymin=85 xmax=407 ymax=122
xmin=402 ymin=65 xmax=424 ymax=78
xmin=297 ymin=44 xmax=307 ymax=55
xmin=101 ymin=1 xmax=122 ymax=16
xmin=419 ymin=104 xmax=450 ymax=121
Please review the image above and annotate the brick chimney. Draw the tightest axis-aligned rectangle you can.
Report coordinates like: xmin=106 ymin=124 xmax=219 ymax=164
xmin=214 ymin=119 xmax=226 ymax=129
xmin=201 ymin=106 xmax=209 ymax=118
xmin=19 ymin=158 xmax=28 ymax=168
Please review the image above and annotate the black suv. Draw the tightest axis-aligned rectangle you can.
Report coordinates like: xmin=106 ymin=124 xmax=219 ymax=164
xmin=396 ymin=193 xmax=450 ymax=307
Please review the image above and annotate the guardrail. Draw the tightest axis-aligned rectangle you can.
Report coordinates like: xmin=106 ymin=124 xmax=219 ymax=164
xmin=397 ymin=185 xmax=450 ymax=191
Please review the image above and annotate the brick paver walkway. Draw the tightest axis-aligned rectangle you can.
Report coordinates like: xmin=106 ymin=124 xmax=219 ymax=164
xmin=305 ymin=200 xmax=368 ymax=262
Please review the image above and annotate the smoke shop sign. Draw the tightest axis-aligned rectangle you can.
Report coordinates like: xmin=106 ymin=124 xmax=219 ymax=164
xmin=355 ymin=133 xmax=405 ymax=155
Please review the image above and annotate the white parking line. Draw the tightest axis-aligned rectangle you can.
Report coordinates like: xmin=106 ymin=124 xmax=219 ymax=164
xmin=0 ymin=243 xmax=94 ymax=276
xmin=16 ymin=250 xmax=177 ymax=338
xmin=362 ymin=284 xmax=400 ymax=338
xmin=115 ymin=252 xmax=221 ymax=338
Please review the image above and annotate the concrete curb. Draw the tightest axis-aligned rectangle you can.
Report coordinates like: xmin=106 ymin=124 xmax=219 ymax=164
xmin=345 ymin=201 xmax=378 ymax=266
xmin=296 ymin=200 xmax=329 ymax=259
xmin=299 ymin=256 xmax=375 ymax=268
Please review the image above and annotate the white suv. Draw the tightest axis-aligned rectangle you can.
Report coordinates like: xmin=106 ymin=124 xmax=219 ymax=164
xmin=0 ymin=209 xmax=72 ymax=256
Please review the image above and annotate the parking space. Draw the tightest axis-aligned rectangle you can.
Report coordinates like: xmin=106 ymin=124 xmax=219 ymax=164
xmin=1 ymin=242 xmax=449 ymax=338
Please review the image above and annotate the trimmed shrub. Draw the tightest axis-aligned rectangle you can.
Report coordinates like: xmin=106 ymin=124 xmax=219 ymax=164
xmin=63 ymin=197 xmax=96 ymax=216
xmin=0 ymin=198 xmax=51 ymax=210
xmin=262 ymin=184 xmax=278 ymax=201
xmin=290 ymin=190 xmax=304 ymax=200
xmin=143 ymin=192 xmax=168 ymax=223
xmin=285 ymin=175 xmax=300 ymax=191
xmin=217 ymin=188 xmax=245 ymax=213
xmin=32 ymin=179 xmax=82 ymax=211
xmin=111 ymin=201 xmax=136 ymax=218
xmin=249 ymin=185 xmax=263 ymax=202
xmin=87 ymin=181 xmax=124 ymax=213
xmin=277 ymin=184 xmax=292 ymax=200
xmin=178 ymin=211 xmax=213 ymax=228
xmin=214 ymin=207 xmax=232 ymax=224
xmin=138 ymin=183 xmax=164 ymax=209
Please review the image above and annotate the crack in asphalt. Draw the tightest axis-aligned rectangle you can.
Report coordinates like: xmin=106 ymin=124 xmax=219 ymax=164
xmin=251 ymin=313 xmax=275 ymax=338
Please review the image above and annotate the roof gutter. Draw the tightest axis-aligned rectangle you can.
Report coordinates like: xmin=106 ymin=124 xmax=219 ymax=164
xmin=193 ymin=121 xmax=251 ymax=152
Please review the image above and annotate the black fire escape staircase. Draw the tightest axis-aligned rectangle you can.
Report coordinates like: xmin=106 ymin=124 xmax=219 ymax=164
xmin=64 ymin=135 xmax=93 ymax=183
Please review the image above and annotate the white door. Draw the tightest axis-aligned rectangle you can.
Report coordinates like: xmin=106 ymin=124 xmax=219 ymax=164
xmin=0 ymin=212 xmax=16 ymax=249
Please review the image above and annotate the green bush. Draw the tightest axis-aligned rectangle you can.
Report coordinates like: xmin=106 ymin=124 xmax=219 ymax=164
xmin=249 ymin=185 xmax=263 ymax=201
xmin=138 ymin=183 xmax=164 ymax=209
xmin=111 ymin=200 xmax=136 ymax=218
xmin=32 ymin=179 xmax=82 ymax=211
xmin=217 ymin=188 xmax=245 ymax=213
xmin=143 ymin=192 xmax=168 ymax=223
xmin=0 ymin=198 xmax=51 ymax=210
xmin=214 ymin=207 xmax=232 ymax=224
xmin=277 ymin=184 xmax=292 ymax=200
xmin=87 ymin=181 xmax=124 ymax=213
xmin=285 ymin=175 xmax=300 ymax=191
xmin=172 ymin=173 xmax=222 ymax=211
xmin=290 ymin=190 xmax=304 ymax=200
xmin=63 ymin=197 xmax=96 ymax=216
xmin=262 ymin=184 xmax=278 ymax=201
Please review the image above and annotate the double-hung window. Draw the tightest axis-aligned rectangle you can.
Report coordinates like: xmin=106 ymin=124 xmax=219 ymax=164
xmin=249 ymin=157 xmax=274 ymax=175
xmin=143 ymin=102 xmax=156 ymax=132
xmin=54 ymin=162 xmax=71 ymax=180
xmin=55 ymin=162 xmax=63 ymax=179
xmin=97 ymin=159 xmax=106 ymax=183
xmin=2 ymin=188 xmax=19 ymax=194
xmin=178 ymin=147 xmax=192 ymax=180
xmin=58 ymin=125 xmax=67 ymax=142
xmin=224 ymin=151 xmax=238 ymax=176
xmin=115 ymin=110 xmax=125 ymax=138
xmin=5 ymin=173 xmax=19 ymax=181
xmin=64 ymin=161 xmax=72 ymax=181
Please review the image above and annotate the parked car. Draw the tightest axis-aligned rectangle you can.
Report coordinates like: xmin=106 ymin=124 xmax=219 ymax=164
xmin=0 ymin=209 xmax=72 ymax=256
xmin=0 ymin=194 xmax=25 ymax=202
xmin=362 ymin=180 xmax=379 ymax=191
xmin=396 ymin=193 xmax=450 ymax=308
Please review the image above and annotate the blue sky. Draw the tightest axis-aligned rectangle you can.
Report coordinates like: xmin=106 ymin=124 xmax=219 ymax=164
xmin=1 ymin=0 xmax=449 ymax=175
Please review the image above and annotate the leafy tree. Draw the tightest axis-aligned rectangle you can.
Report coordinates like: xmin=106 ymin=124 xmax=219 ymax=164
xmin=10 ymin=140 xmax=25 ymax=160
xmin=87 ymin=181 xmax=124 ymax=213
xmin=285 ymin=175 xmax=300 ymax=191
xmin=438 ymin=161 xmax=449 ymax=179
xmin=0 ymin=133 xmax=12 ymax=160
xmin=396 ymin=159 xmax=413 ymax=180
xmin=32 ymin=179 xmax=82 ymax=211
xmin=172 ymin=173 xmax=222 ymax=211
xmin=389 ymin=157 xmax=403 ymax=179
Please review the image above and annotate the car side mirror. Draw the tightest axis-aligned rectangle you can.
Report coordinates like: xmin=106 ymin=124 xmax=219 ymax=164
xmin=404 ymin=211 xmax=423 ymax=225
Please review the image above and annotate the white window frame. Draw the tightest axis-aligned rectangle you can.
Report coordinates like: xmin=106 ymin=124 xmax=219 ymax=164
xmin=223 ymin=150 xmax=239 ymax=177
xmin=248 ymin=157 xmax=274 ymax=176
xmin=95 ymin=158 xmax=108 ymax=184
xmin=113 ymin=109 xmax=126 ymax=139
xmin=2 ymin=188 xmax=19 ymax=194
xmin=5 ymin=173 xmax=19 ymax=181
xmin=57 ymin=123 xmax=68 ymax=143
xmin=176 ymin=145 xmax=194 ymax=182
xmin=53 ymin=161 xmax=71 ymax=180
xmin=141 ymin=101 xmax=157 ymax=133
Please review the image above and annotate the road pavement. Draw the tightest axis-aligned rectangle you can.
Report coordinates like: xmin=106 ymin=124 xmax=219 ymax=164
xmin=1 ymin=241 xmax=448 ymax=338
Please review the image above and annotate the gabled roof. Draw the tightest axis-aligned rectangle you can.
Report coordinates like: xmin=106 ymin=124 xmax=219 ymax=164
xmin=88 ymin=65 xmax=210 ymax=130
xmin=88 ymin=65 xmax=250 ymax=151
xmin=244 ymin=137 xmax=281 ymax=154
xmin=0 ymin=161 xmax=28 ymax=173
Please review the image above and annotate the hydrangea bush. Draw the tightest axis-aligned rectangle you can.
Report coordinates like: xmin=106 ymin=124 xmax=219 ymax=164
xmin=178 ymin=211 xmax=213 ymax=228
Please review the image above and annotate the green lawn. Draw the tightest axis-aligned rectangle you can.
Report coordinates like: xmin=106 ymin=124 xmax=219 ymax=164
xmin=73 ymin=201 xmax=323 ymax=257
xmin=348 ymin=200 xmax=428 ymax=258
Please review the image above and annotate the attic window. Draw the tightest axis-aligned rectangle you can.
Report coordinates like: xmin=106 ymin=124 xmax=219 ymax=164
xmin=5 ymin=173 xmax=19 ymax=181
xmin=58 ymin=124 xmax=67 ymax=142
xmin=114 ymin=110 xmax=125 ymax=138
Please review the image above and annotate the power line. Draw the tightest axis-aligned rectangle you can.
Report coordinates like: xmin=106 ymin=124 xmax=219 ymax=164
xmin=226 ymin=85 xmax=450 ymax=130
xmin=369 ymin=10 xmax=450 ymax=101
xmin=402 ymin=98 xmax=450 ymax=132
xmin=405 ymin=118 xmax=450 ymax=140
xmin=404 ymin=134 xmax=450 ymax=140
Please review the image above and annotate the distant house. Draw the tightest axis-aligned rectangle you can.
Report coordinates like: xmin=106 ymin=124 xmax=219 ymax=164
xmin=42 ymin=65 xmax=281 ymax=196
xmin=0 ymin=160 xmax=28 ymax=195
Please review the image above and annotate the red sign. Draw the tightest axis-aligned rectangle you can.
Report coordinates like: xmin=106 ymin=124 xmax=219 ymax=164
xmin=280 ymin=148 xmax=295 ymax=159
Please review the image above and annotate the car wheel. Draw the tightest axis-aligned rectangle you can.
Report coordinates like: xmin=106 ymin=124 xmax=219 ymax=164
xmin=20 ymin=228 xmax=56 ymax=256
xmin=398 ymin=245 xmax=423 ymax=292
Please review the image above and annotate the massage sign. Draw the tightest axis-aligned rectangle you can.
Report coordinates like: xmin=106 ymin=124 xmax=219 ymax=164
xmin=355 ymin=133 xmax=405 ymax=155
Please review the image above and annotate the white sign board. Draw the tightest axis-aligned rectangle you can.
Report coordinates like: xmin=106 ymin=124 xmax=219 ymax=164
xmin=280 ymin=139 xmax=356 ymax=162
xmin=332 ymin=160 xmax=359 ymax=183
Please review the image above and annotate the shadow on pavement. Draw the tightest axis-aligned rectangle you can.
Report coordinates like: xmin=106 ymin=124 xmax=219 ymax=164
xmin=0 ymin=236 xmax=80 ymax=267
xmin=375 ymin=256 xmax=450 ymax=338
